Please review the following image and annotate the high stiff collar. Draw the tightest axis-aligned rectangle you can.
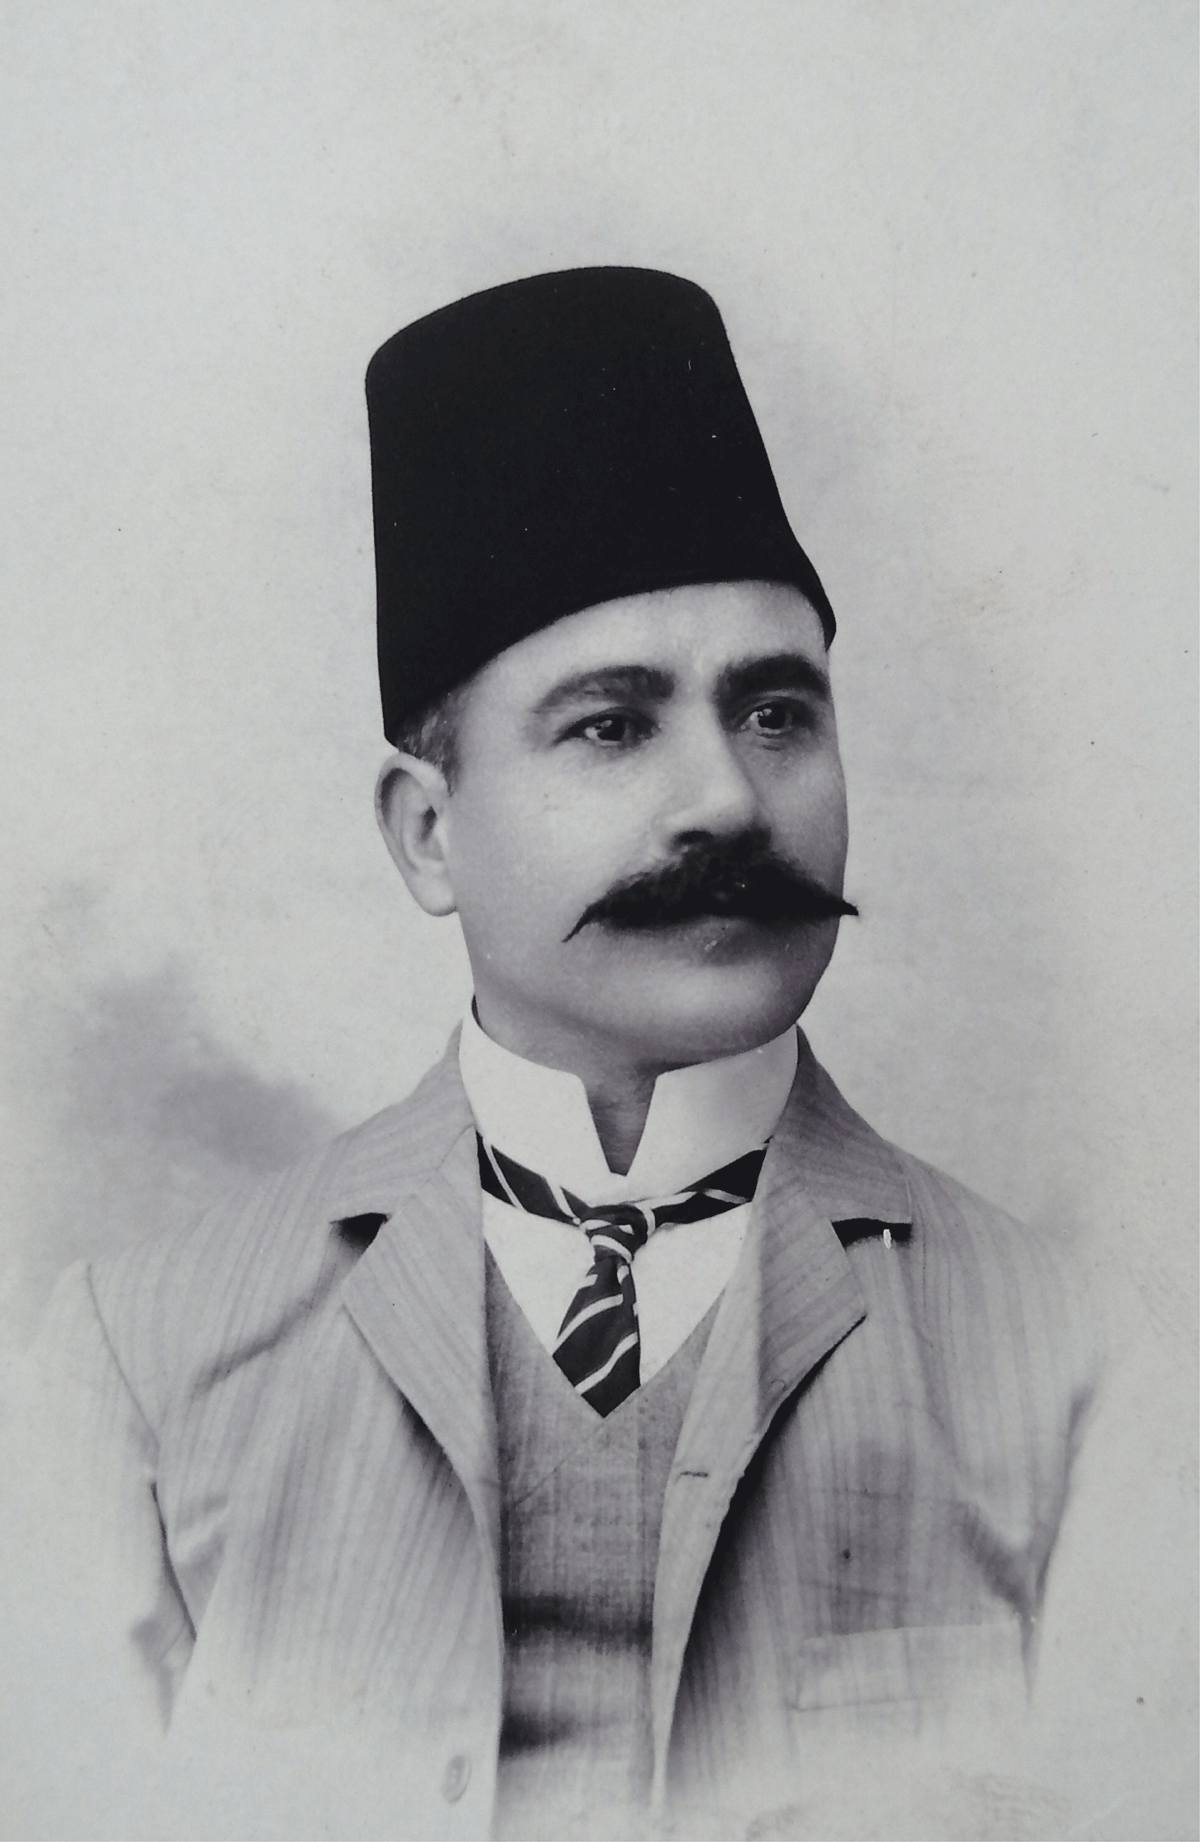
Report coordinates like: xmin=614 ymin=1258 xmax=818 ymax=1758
xmin=324 ymin=1025 xmax=912 ymax=1233
xmin=458 ymin=1005 xmax=798 ymax=1202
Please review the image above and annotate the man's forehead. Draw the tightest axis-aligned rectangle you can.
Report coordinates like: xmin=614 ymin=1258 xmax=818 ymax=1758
xmin=491 ymin=580 xmax=831 ymax=700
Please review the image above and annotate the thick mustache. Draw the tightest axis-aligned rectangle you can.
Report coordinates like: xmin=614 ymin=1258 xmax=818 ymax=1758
xmin=564 ymin=840 xmax=859 ymax=940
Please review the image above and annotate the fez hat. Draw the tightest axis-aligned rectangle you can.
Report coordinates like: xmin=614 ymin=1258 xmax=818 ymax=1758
xmin=366 ymin=266 xmax=834 ymax=740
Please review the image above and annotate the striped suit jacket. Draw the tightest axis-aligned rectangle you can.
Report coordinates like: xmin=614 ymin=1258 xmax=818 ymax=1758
xmin=5 ymin=1033 xmax=1096 ymax=1839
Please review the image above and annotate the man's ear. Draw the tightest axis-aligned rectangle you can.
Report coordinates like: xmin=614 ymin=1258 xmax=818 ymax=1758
xmin=374 ymin=753 xmax=458 ymax=917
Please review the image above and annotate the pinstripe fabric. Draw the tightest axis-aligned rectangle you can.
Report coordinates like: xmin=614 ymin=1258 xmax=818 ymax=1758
xmin=7 ymin=1030 xmax=1097 ymax=1838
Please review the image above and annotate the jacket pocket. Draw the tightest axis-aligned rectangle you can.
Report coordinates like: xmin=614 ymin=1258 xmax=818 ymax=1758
xmin=789 ymin=1619 xmax=1025 ymax=1713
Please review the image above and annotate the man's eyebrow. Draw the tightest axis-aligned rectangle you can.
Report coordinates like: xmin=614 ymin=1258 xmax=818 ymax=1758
xmin=529 ymin=664 xmax=675 ymax=719
xmin=716 ymin=652 xmax=832 ymax=705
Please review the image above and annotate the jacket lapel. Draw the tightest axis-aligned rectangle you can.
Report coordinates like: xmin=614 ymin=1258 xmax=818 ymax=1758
xmin=335 ymin=1044 xmax=502 ymax=1576
xmin=649 ymin=1033 xmax=913 ymax=1801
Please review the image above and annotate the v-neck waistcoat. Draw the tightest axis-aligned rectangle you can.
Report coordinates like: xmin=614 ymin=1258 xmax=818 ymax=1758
xmin=485 ymin=1251 xmax=715 ymax=1840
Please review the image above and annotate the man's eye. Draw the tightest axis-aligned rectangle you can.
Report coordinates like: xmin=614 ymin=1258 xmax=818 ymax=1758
xmin=746 ymin=700 xmax=803 ymax=736
xmin=572 ymin=711 xmax=645 ymax=746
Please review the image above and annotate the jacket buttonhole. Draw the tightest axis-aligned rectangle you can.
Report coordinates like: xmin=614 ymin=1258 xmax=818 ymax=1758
xmin=440 ymin=1753 xmax=471 ymax=1802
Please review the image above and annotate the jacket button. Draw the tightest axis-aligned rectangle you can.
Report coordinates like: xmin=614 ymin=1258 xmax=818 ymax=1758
xmin=441 ymin=1754 xmax=471 ymax=1803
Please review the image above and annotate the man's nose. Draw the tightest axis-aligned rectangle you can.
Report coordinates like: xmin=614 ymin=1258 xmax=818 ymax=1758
xmin=656 ymin=714 xmax=763 ymax=842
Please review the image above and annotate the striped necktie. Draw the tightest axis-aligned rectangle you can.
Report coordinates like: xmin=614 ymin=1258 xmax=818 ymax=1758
xmin=477 ymin=1136 xmax=767 ymax=1415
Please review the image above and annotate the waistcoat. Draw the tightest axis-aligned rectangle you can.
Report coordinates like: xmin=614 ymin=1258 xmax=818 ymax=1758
xmin=485 ymin=1252 xmax=715 ymax=1840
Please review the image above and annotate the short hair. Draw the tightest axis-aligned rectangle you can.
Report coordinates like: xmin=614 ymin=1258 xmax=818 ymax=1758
xmin=391 ymin=675 xmax=473 ymax=789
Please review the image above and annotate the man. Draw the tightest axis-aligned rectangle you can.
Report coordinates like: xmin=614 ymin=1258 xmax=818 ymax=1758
xmin=6 ymin=268 xmax=1095 ymax=1839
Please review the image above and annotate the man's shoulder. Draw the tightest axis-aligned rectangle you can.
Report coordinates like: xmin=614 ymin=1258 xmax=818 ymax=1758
xmin=882 ymin=1142 xmax=1101 ymax=1416
xmin=792 ymin=1046 xmax=1099 ymax=1404
xmin=793 ymin=1041 xmax=1091 ymax=1305
xmin=893 ymin=1143 xmax=1088 ymax=1303
xmin=83 ymin=1045 xmax=471 ymax=1433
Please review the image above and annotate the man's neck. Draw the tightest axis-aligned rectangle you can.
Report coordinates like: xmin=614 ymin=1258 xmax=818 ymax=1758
xmin=469 ymin=998 xmax=684 ymax=1174
xmin=576 ymin=1073 xmax=658 ymax=1175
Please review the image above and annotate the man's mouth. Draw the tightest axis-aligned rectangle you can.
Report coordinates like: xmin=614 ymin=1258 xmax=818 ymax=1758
xmin=563 ymin=837 xmax=858 ymax=941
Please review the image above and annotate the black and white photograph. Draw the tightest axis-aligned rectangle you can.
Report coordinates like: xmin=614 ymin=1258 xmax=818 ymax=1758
xmin=0 ymin=5 xmax=1195 ymax=1838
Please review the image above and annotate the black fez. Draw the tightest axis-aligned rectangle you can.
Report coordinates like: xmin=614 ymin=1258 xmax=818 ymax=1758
xmin=366 ymin=266 xmax=835 ymax=740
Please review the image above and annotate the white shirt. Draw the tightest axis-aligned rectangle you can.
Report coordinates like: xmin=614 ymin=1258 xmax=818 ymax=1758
xmin=458 ymin=1008 xmax=798 ymax=1381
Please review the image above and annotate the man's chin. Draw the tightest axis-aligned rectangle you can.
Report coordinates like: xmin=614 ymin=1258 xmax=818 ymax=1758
xmin=590 ymin=933 xmax=835 ymax=1066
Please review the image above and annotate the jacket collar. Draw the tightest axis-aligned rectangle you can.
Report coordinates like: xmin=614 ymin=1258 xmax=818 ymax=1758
xmin=767 ymin=1029 xmax=912 ymax=1227
xmin=322 ymin=1030 xmax=475 ymax=1225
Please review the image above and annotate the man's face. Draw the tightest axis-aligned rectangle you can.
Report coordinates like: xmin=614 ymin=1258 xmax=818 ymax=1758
xmin=436 ymin=581 xmax=850 ymax=1079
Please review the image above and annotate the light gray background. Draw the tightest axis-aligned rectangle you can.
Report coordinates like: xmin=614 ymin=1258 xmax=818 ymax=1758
xmin=0 ymin=3 xmax=1195 ymax=1836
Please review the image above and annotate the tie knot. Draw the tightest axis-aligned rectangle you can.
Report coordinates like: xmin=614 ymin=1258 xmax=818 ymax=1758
xmin=579 ymin=1208 xmax=652 ymax=1262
